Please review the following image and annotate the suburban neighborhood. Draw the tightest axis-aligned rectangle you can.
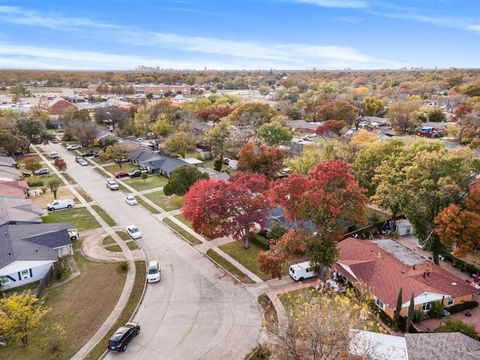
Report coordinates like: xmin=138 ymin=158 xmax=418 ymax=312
xmin=1 ymin=1 xmax=480 ymax=360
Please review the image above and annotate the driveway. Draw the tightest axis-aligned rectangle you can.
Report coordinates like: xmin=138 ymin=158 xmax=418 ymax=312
xmin=45 ymin=144 xmax=261 ymax=360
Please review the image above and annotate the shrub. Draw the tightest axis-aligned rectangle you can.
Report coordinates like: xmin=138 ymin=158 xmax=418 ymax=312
xmin=447 ymin=300 xmax=479 ymax=314
xmin=27 ymin=179 xmax=44 ymax=187
xmin=249 ymin=232 xmax=270 ymax=250
xmin=213 ymin=158 xmax=222 ymax=171
xmin=412 ymin=309 xmax=425 ymax=323
xmin=117 ymin=263 xmax=128 ymax=273
xmin=266 ymin=222 xmax=288 ymax=240
xmin=428 ymin=301 xmax=444 ymax=319
xmin=436 ymin=318 xmax=478 ymax=340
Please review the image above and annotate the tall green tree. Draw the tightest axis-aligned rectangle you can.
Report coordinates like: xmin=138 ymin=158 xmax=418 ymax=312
xmin=257 ymin=122 xmax=293 ymax=145
xmin=207 ymin=119 xmax=231 ymax=168
xmin=163 ymin=166 xmax=209 ymax=196
xmin=394 ymin=287 xmax=403 ymax=327
xmin=17 ymin=117 xmax=48 ymax=147
xmin=406 ymin=293 xmax=415 ymax=333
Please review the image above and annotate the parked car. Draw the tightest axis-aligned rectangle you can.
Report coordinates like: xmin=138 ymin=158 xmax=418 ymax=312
xmin=34 ymin=168 xmax=49 ymax=176
xmin=68 ymin=228 xmax=79 ymax=240
xmin=107 ymin=322 xmax=140 ymax=352
xmin=75 ymin=156 xmax=88 ymax=166
xmin=66 ymin=144 xmax=82 ymax=150
xmin=129 ymin=170 xmax=142 ymax=178
xmin=81 ymin=151 xmax=98 ymax=158
xmin=136 ymin=137 xmax=144 ymax=142
xmin=126 ymin=225 xmax=142 ymax=239
xmin=51 ymin=138 xmax=60 ymax=144
xmin=114 ymin=171 xmax=129 ymax=179
xmin=21 ymin=171 xmax=31 ymax=177
xmin=106 ymin=180 xmax=119 ymax=191
xmin=125 ymin=195 xmax=138 ymax=206
xmin=47 ymin=199 xmax=74 ymax=211
xmin=50 ymin=151 xmax=58 ymax=159
xmin=147 ymin=260 xmax=161 ymax=283
xmin=289 ymin=261 xmax=316 ymax=281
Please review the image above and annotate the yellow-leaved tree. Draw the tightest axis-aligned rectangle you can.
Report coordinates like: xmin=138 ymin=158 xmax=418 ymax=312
xmin=0 ymin=291 xmax=50 ymax=346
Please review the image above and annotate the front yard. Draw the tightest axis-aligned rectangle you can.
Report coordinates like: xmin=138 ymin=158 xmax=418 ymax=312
xmin=30 ymin=188 xmax=78 ymax=210
xmin=219 ymin=241 xmax=269 ymax=281
xmin=123 ymin=175 xmax=168 ymax=192
xmin=102 ymin=163 xmax=138 ymax=174
xmin=0 ymin=244 xmax=127 ymax=360
xmin=144 ymin=191 xmax=184 ymax=211
xmin=42 ymin=208 xmax=100 ymax=232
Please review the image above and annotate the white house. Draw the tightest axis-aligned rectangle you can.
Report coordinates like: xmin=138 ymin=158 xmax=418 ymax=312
xmin=0 ymin=222 xmax=73 ymax=291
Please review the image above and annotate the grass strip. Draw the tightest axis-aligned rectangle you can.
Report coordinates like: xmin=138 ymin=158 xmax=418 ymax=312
xmin=91 ymin=205 xmax=116 ymax=227
xmin=126 ymin=241 xmax=140 ymax=250
xmin=206 ymin=249 xmax=255 ymax=284
xmin=135 ymin=196 xmax=161 ymax=214
xmin=162 ymin=217 xmax=202 ymax=245
xmin=84 ymin=261 xmax=146 ymax=360
xmin=93 ymin=167 xmax=110 ymax=178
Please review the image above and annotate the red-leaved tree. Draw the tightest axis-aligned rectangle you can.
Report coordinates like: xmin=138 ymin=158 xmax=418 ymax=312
xmin=237 ymin=143 xmax=285 ymax=179
xmin=315 ymin=120 xmax=348 ymax=138
xmin=182 ymin=172 xmax=269 ymax=248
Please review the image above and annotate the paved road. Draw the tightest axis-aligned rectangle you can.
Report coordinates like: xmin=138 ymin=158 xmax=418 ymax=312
xmin=44 ymin=144 xmax=261 ymax=360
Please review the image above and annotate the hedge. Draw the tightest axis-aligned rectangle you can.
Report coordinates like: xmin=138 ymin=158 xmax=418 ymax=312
xmin=447 ymin=300 xmax=479 ymax=314
xmin=249 ymin=232 xmax=270 ymax=250
xmin=27 ymin=179 xmax=44 ymax=187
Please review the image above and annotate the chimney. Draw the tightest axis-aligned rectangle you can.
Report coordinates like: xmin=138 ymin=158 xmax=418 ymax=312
xmin=378 ymin=252 xmax=381 ymax=258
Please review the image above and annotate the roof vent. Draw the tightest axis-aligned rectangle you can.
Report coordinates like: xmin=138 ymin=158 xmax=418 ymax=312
xmin=35 ymin=248 xmax=39 ymax=252
xmin=451 ymin=282 xmax=457 ymax=286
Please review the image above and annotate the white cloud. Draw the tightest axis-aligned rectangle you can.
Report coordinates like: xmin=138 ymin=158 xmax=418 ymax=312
xmin=0 ymin=5 xmax=117 ymax=30
xmin=294 ymin=0 xmax=369 ymax=9
xmin=467 ymin=24 xmax=480 ymax=32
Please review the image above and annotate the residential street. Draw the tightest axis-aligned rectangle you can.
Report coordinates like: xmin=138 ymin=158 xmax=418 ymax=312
xmin=44 ymin=143 xmax=262 ymax=360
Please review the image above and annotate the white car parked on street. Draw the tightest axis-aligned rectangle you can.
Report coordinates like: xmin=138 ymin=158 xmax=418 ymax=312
xmin=106 ymin=180 xmax=119 ymax=191
xmin=147 ymin=260 xmax=161 ymax=283
xmin=66 ymin=144 xmax=82 ymax=150
xmin=127 ymin=225 xmax=142 ymax=239
xmin=125 ymin=195 xmax=138 ymax=206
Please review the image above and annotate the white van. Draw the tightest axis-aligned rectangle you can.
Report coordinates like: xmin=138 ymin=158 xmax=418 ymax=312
xmin=47 ymin=199 xmax=74 ymax=211
xmin=289 ymin=261 xmax=316 ymax=281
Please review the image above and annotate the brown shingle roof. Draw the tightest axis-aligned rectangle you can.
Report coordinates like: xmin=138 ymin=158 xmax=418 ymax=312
xmin=335 ymin=238 xmax=476 ymax=308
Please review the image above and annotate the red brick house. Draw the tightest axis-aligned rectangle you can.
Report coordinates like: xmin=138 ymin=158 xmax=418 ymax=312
xmin=333 ymin=238 xmax=477 ymax=319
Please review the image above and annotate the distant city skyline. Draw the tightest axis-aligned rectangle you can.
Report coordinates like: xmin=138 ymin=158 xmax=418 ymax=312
xmin=0 ymin=0 xmax=479 ymax=70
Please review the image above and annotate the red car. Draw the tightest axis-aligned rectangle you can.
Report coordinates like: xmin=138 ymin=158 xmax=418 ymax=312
xmin=114 ymin=171 xmax=129 ymax=179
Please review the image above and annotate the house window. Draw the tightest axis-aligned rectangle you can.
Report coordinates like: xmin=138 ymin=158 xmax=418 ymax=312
xmin=375 ymin=298 xmax=384 ymax=310
xmin=447 ymin=297 xmax=454 ymax=306
xmin=422 ymin=302 xmax=431 ymax=311
xmin=0 ymin=276 xmax=10 ymax=286
xmin=20 ymin=269 xmax=31 ymax=280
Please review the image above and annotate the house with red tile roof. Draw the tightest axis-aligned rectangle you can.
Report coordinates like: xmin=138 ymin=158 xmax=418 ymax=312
xmin=48 ymin=98 xmax=78 ymax=116
xmin=334 ymin=238 xmax=477 ymax=319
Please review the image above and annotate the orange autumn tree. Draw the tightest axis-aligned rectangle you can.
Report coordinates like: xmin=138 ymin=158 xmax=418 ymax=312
xmin=435 ymin=184 xmax=480 ymax=256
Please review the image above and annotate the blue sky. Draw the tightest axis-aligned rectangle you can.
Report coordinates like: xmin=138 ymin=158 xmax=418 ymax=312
xmin=0 ymin=0 xmax=479 ymax=70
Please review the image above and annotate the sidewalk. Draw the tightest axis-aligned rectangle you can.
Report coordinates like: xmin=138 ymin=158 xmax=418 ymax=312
xmin=33 ymin=146 xmax=140 ymax=360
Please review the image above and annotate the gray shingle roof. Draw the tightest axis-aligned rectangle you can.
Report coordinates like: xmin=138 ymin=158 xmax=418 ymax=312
xmin=405 ymin=333 xmax=480 ymax=360
xmin=0 ymin=222 xmax=73 ymax=268
xmin=0 ymin=197 xmax=43 ymax=226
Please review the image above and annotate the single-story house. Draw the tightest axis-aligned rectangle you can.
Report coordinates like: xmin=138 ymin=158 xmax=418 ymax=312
xmin=130 ymin=148 xmax=189 ymax=177
xmin=0 ymin=197 xmax=42 ymax=225
xmin=333 ymin=238 xmax=477 ymax=320
xmin=286 ymin=120 xmax=322 ymax=133
xmin=198 ymin=167 xmax=230 ymax=181
xmin=0 ymin=180 xmax=30 ymax=198
xmin=0 ymin=222 xmax=74 ymax=290
xmin=0 ymin=155 xmax=16 ymax=168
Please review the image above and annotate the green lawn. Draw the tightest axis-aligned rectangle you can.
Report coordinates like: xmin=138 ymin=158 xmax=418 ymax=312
xmin=116 ymin=231 xmax=130 ymax=241
xmin=174 ymin=214 xmax=191 ymax=228
xmin=0 ymin=246 xmax=127 ymax=360
xmin=26 ymin=173 xmax=63 ymax=188
xmin=105 ymin=244 xmax=122 ymax=252
xmin=84 ymin=261 xmax=146 ymax=360
xmin=93 ymin=167 xmax=110 ymax=178
xmin=278 ymin=287 xmax=319 ymax=311
xmin=126 ymin=241 xmax=140 ymax=250
xmin=42 ymin=208 xmax=100 ymax=232
xmin=91 ymin=205 xmax=116 ymax=227
xmin=62 ymin=173 xmax=77 ymax=185
xmin=219 ymin=241 xmax=269 ymax=281
xmin=163 ymin=218 xmax=202 ymax=245
xmin=123 ymin=175 xmax=168 ymax=192
xmin=75 ymin=188 xmax=92 ymax=203
xmin=102 ymin=163 xmax=138 ymax=174
xmin=206 ymin=249 xmax=254 ymax=284
xmin=135 ymin=196 xmax=161 ymax=214
xmin=102 ymin=235 xmax=115 ymax=246
xmin=145 ymin=191 xmax=184 ymax=211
